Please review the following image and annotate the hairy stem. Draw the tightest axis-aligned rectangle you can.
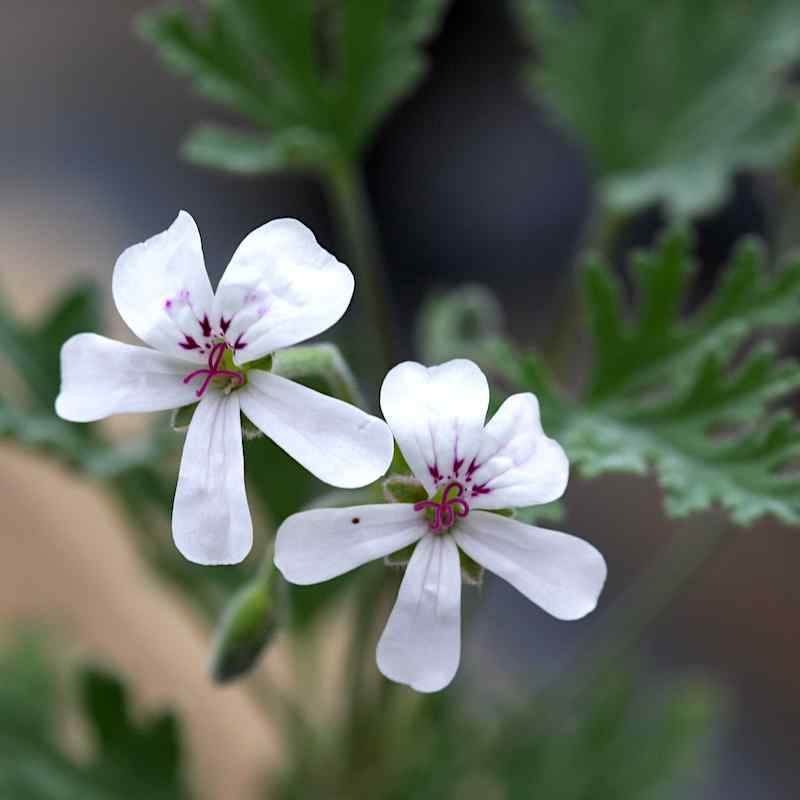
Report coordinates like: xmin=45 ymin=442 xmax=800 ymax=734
xmin=323 ymin=159 xmax=394 ymax=380
xmin=271 ymin=343 xmax=366 ymax=408
xmin=344 ymin=566 xmax=389 ymax=772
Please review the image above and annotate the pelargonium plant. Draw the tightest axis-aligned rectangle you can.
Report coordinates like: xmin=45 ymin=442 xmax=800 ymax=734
xmin=6 ymin=2 xmax=800 ymax=797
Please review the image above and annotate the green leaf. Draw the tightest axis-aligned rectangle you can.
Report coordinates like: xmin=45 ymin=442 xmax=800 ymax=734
xmin=182 ymin=123 xmax=337 ymax=175
xmin=0 ymin=281 xmax=100 ymax=410
xmin=569 ymin=230 xmax=800 ymax=524
xmin=463 ymin=230 xmax=800 ymax=526
xmin=80 ymin=669 xmax=185 ymax=796
xmin=517 ymin=0 xmax=800 ymax=217
xmin=139 ymin=0 xmax=450 ymax=173
xmin=0 ymin=397 xmax=180 ymax=479
xmin=136 ymin=5 xmax=281 ymax=127
xmin=0 ymin=639 xmax=191 ymax=800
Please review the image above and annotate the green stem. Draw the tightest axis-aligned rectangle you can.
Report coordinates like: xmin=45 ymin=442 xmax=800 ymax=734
xmin=346 ymin=564 xmax=386 ymax=744
xmin=323 ymin=159 xmax=394 ymax=379
xmin=271 ymin=343 xmax=366 ymax=408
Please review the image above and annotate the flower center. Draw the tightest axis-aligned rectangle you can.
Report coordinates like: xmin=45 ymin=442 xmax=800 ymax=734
xmin=182 ymin=341 xmax=246 ymax=398
xmin=414 ymin=480 xmax=470 ymax=533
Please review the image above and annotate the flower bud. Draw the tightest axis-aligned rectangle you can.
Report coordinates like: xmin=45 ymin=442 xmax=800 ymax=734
xmin=209 ymin=565 xmax=281 ymax=684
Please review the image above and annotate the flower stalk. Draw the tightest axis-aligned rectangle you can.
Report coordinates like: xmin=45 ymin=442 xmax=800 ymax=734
xmin=272 ymin=343 xmax=366 ymax=410
xmin=324 ymin=158 xmax=395 ymax=379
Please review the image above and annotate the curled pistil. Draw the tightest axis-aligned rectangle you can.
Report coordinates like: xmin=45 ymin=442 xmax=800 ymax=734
xmin=182 ymin=341 xmax=244 ymax=397
xmin=414 ymin=480 xmax=470 ymax=532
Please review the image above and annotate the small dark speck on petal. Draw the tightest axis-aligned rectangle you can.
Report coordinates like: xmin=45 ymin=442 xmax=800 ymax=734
xmin=351 ymin=517 xmax=360 ymax=524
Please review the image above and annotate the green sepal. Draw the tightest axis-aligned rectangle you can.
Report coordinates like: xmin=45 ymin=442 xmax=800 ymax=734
xmin=246 ymin=353 xmax=274 ymax=373
xmin=240 ymin=412 xmax=263 ymax=441
xmin=384 ymin=544 xmax=417 ymax=569
xmin=170 ymin=403 xmax=197 ymax=433
xmin=389 ymin=445 xmax=412 ymax=475
xmin=382 ymin=474 xmax=427 ymax=504
xmin=487 ymin=507 xmax=514 ymax=518
xmin=209 ymin=565 xmax=281 ymax=684
xmin=460 ymin=549 xmax=484 ymax=587
xmin=385 ymin=542 xmax=485 ymax=586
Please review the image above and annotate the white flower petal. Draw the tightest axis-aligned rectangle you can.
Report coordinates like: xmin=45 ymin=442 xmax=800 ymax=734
xmin=172 ymin=391 xmax=252 ymax=565
xmin=55 ymin=333 xmax=199 ymax=422
xmin=376 ymin=533 xmax=461 ymax=693
xmin=468 ymin=393 xmax=569 ymax=509
xmin=454 ymin=511 xmax=606 ymax=621
xmin=112 ymin=211 xmax=215 ymax=362
xmin=380 ymin=360 xmax=490 ymax=494
xmin=239 ymin=370 xmax=394 ymax=488
xmin=275 ymin=504 xmax=426 ymax=585
xmin=213 ymin=219 xmax=354 ymax=364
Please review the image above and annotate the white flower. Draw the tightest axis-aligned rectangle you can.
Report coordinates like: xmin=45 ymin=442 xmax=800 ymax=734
xmin=275 ymin=359 xmax=607 ymax=692
xmin=56 ymin=211 xmax=394 ymax=565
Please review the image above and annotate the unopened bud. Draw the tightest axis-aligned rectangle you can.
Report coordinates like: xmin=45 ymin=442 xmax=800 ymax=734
xmin=209 ymin=565 xmax=280 ymax=684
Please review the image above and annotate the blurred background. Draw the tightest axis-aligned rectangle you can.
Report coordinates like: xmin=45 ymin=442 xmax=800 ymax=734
xmin=2 ymin=1 xmax=800 ymax=798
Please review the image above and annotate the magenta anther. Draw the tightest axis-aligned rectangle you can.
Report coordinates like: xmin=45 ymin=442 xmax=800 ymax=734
xmin=414 ymin=480 xmax=470 ymax=533
xmin=182 ymin=342 xmax=244 ymax=397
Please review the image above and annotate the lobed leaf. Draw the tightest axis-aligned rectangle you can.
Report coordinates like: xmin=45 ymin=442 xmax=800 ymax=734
xmin=0 ymin=281 xmax=100 ymax=411
xmin=432 ymin=230 xmax=800 ymax=526
xmin=575 ymin=233 xmax=800 ymax=524
xmin=517 ymin=0 xmax=800 ymax=218
xmin=139 ymin=0 xmax=450 ymax=173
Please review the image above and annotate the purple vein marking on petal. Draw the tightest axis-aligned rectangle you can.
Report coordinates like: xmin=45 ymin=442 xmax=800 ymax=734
xmin=200 ymin=315 xmax=213 ymax=338
xmin=182 ymin=341 xmax=244 ymax=397
xmin=470 ymin=482 xmax=491 ymax=497
xmin=453 ymin=457 xmax=464 ymax=479
xmin=220 ymin=316 xmax=231 ymax=334
xmin=233 ymin=333 xmax=247 ymax=351
xmin=179 ymin=335 xmax=201 ymax=351
xmin=429 ymin=464 xmax=443 ymax=484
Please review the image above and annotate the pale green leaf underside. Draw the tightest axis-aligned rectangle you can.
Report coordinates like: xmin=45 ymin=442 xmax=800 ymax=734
xmin=451 ymin=230 xmax=800 ymax=526
xmin=575 ymin=232 xmax=800 ymax=524
xmin=518 ymin=0 xmax=800 ymax=217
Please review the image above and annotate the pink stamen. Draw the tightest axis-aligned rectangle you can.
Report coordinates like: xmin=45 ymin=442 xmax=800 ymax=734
xmin=182 ymin=342 xmax=244 ymax=397
xmin=414 ymin=480 xmax=470 ymax=533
